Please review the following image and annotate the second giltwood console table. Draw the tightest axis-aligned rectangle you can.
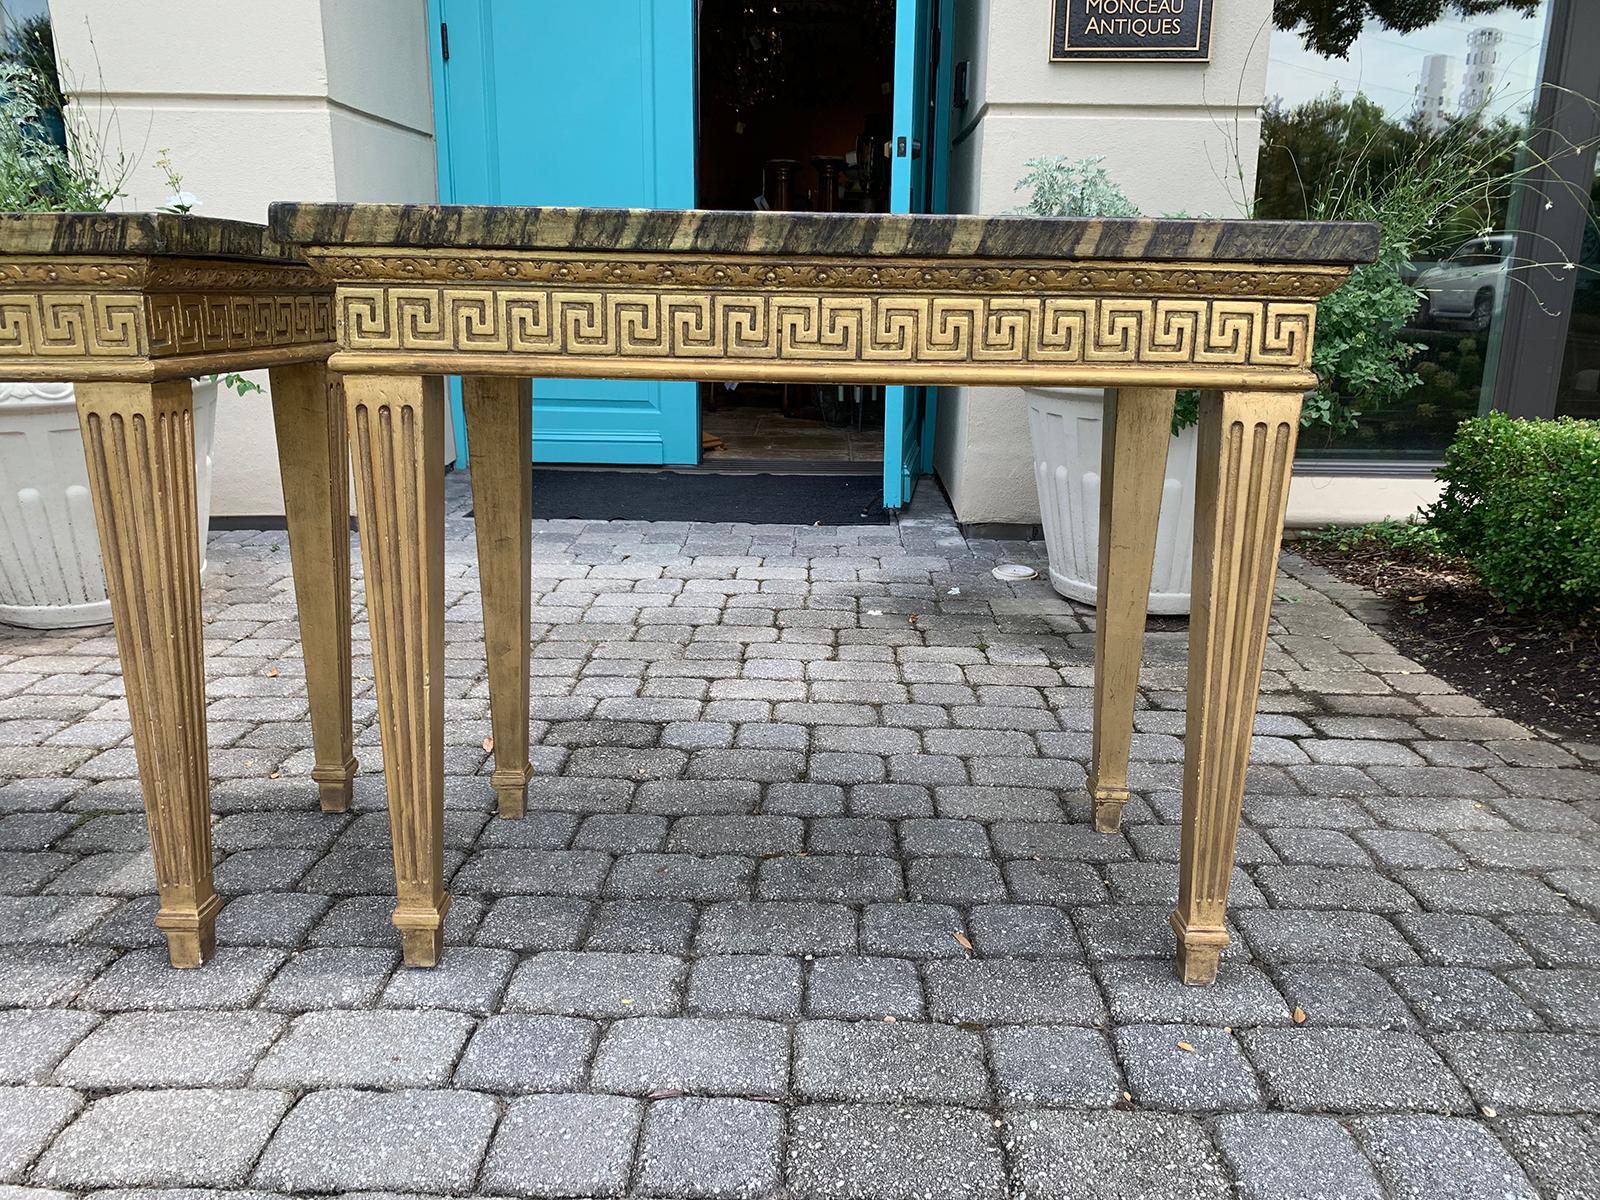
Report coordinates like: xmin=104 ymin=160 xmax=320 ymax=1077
xmin=0 ymin=213 xmax=355 ymax=967
xmin=271 ymin=203 xmax=1377 ymax=983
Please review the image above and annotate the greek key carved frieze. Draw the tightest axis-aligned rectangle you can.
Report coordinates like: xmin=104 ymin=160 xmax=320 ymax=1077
xmin=0 ymin=288 xmax=332 ymax=366
xmin=338 ymin=285 xmax=1316 ymax=370
xmin=0 ymin=292 xmax=147 ymax=357
xmin=145 ymin=292 xmax=332 ymax=356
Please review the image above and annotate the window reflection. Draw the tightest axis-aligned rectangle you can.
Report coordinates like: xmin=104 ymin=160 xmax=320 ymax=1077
xmin=1259 ymin=7 xmax=1549 ymax=460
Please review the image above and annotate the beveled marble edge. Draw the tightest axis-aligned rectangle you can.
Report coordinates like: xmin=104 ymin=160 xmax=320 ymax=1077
xmin=0 ymin=212 xmax=304 ymax=262
xmin=269 ymin=203 xmax=1379 ymax=266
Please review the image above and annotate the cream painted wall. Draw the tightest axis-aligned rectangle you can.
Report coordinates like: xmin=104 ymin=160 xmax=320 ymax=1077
xmin=936 ymin=0 xmax=1275 ymax=524
xmin=1287 ymin=474 xmax=1442 ymax=529
xmin=49 ymin=0 xmax=438 ymax=517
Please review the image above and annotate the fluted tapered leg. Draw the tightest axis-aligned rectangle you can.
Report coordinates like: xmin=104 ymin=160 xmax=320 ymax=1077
xmin=76 ymin=379 xmax=216 ymax=967
xmin=1089 ymin=387 xmax=1176 ymax=834
xmin=270 ymin=361 xmax=357 ymax=813
xmin=1173 ymin=390 xmax=1301 ymax=985
xmin=346 ymin=374 xmax=448 ymax=966
xmin=463 ymin=377 xmax=532 ymax=818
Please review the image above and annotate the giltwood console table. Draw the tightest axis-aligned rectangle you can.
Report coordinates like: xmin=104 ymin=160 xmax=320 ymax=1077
xmin=0 ymin=214 xmax=355 ymax=967
xmin=271 ymin=203 xmax=1377 ymax=983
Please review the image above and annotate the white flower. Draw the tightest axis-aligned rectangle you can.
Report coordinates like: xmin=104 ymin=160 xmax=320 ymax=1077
xmin=165 ymin=191 xmax=201 ymax=210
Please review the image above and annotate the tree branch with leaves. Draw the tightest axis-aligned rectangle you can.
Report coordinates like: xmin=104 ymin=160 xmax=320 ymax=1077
xmin=1275 ymin=0 xmax=1541 ymax=59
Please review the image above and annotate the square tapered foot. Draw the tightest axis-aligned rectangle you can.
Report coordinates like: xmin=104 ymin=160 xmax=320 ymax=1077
xmin=313 ymin=758 xmax=358 ymax=813
xmin=394 ymin=900 xmax=450 ymax=967
xmin=491 ymin=767 xmax=533 ymax=820
xmin=1170 ymin=910 xmax=1229 ymax=986
xmin=156 ymin=895 xmax=222 ymax=968
xmin=1090 ymin=783 xmax=1130 ymax=834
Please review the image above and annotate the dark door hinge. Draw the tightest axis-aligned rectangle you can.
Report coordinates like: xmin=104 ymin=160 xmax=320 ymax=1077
xmin=441 ymin=21 xmax=449 ymax=61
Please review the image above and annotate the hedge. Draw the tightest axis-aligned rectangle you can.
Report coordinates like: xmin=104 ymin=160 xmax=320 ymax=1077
xmin=1427 ymin=411 xmax=1600 ymax=618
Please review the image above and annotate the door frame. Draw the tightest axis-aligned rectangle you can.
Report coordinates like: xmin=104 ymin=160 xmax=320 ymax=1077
xmin=424 ymin=0 xmax=467 ymax=461
xmin=427 ymin=0 xmax=951 ymax=497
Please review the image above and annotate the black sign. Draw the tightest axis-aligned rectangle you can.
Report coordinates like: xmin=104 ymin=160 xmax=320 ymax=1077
xmin=1051 ymin=0 xmax=1213 ymax=62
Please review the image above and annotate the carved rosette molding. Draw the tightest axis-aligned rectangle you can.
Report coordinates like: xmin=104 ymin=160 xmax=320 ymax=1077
xmin=0 ymin=256 xmax=331 ymax=377
xmin=308 ymin=248 xmax=1351 ymax=299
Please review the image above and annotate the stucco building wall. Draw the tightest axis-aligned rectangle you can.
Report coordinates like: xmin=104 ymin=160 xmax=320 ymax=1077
xmin=49 ymin=0 xmax=437 ymax=516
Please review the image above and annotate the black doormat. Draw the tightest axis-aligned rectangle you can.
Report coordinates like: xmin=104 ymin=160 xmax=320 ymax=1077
xmin=518 ymin=469 xmax=890 ymax=524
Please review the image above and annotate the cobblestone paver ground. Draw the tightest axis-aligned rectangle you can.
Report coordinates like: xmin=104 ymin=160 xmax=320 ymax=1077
xmin=1 ymin=474 xmax=1597 ymax=1200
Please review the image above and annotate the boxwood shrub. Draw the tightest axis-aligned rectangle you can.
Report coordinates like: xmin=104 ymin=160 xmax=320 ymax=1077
xmin=1426 ymin=411 xmax=1600 ymax=618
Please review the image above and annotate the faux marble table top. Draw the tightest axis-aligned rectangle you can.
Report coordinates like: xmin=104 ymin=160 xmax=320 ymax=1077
xmin=0 ymin=212 xmax=302 ymax=262
xmin=269 ymin=203 xmax=1379 ymax=266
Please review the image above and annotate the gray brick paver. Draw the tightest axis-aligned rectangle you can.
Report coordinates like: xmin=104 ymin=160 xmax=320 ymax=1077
xmin=786 ymin=1104 xmax=1005 ymax=1200
xmin=1004 ymin=1110 xmax=1232 ymax=1200
xmin=253 ymin=1088 xmax=498 ymax=1194
xmin=1212 ymin=1113 xmax=1384 ymax=1200
xmin=54 ymin=1010 xmax=284 ymax=1088
xmin=591 ymin=1015 xmax=789 ymax=1097
xmin=1352 ymin=1116 xmax=1540 ymax=1200
xmin=0 ymin=1087 xmax=80 ymax=1184
xmin=637 ymin=1096 xmax=783 ymax=1198
xmin=481 ymin=1093 xmax=642 ymax=1198
xmin=34 ymin=1089 xmax=286 ymax=1189
xmin=0 ymin=1012 xmax=99 ymax=1084
xmin=251 ymin=1009 xmax=474 ymax=1088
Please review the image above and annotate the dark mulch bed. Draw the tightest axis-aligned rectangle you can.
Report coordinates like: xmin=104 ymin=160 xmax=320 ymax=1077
xmin=1297 ymin=538 xmax=1600 ymax=740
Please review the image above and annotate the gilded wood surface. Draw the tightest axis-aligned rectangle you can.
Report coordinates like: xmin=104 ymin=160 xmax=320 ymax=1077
xmin=463 ymin=378 xmax=534 ymax=819
xmin=301 ymin=240 xmax=1347 ymax=388
xmin=270 ymin=362 xmax=358 ymax=813
xmin=1089 ymin=387 xmax=1177 ymax=834
xmin=346 ymin=374 xmax=449 ymax=967
xmin=75 ymin=379 xmax=217 ymax=967
xmin=1172 ymin=390 xmax=1304 ymax=985
xmin=0 ymin=257 xmax=331 ymax=379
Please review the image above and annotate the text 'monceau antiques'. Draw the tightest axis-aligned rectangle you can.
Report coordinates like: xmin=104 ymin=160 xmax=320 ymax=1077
xmin=0 ymin=204 xmax=1376 ymax=986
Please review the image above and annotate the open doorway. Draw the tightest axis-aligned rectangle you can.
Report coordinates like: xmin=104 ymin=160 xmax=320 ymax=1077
xmin=696 ymin=0 xmax=897 ymax=467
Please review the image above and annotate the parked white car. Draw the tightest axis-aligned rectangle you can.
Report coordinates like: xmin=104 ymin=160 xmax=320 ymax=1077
xmin=1415 ymin=234 xmax=1514 ymax=330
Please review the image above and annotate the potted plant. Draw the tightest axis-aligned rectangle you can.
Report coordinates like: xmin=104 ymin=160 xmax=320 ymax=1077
xmin=1017 ymin=156 xmax=1201 ymax=614
xmin=0 ymin=61 xmax=229 ymax=628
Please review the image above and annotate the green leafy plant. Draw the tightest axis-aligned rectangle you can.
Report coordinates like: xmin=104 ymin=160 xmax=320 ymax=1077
xmin=1014 ymin=155 xmax=1138 ymax=220
xmin=0 ymin=61 xmax=124 ymax=211
xmin=1269 ymin=93 xmax=1557 ymax=440
xmin=1014 ymin=158 xmax=1200 ymax=434
xmin=214 ymin=372 xmax=264 ymax=397
xmin=155 ymin=147 xmax=199 ymax=213
xmin=1425 ymin=411 xmax=1600 ymax=617
xmin=1298 ymin=519 xmax=1445 ymax=556
xmin=1275 ymin=0 xmax=1540 ymax=59
xmin=3 ymin=12 xmax=64 ymax=115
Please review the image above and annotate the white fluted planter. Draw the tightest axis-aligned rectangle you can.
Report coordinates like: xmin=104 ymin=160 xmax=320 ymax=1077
xmin=0 ymin=378 xmax=218 ymax=628
xmin=1026 ymin=386 xmax=1197 ymax=616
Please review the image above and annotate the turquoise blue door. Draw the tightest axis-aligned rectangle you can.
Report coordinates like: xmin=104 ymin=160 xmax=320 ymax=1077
xmin=428 ymin=0 xmax=698 ymax=464
xmin=882 ymin=0 xmax=954 ymax=507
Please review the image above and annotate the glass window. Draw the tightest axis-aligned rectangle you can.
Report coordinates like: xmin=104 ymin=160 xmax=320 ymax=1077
xmin=1259 ymin=6 xmax=1551 ymax=461
xmin=1554 ymin=162 xmax=1600 ymax=420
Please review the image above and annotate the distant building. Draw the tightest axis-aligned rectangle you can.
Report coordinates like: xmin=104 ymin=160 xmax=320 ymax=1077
xmin=1458 ymin=27 xmax=1503 ymax=117
xmin=1414 ymin=53 xmax=1455 ymax=131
